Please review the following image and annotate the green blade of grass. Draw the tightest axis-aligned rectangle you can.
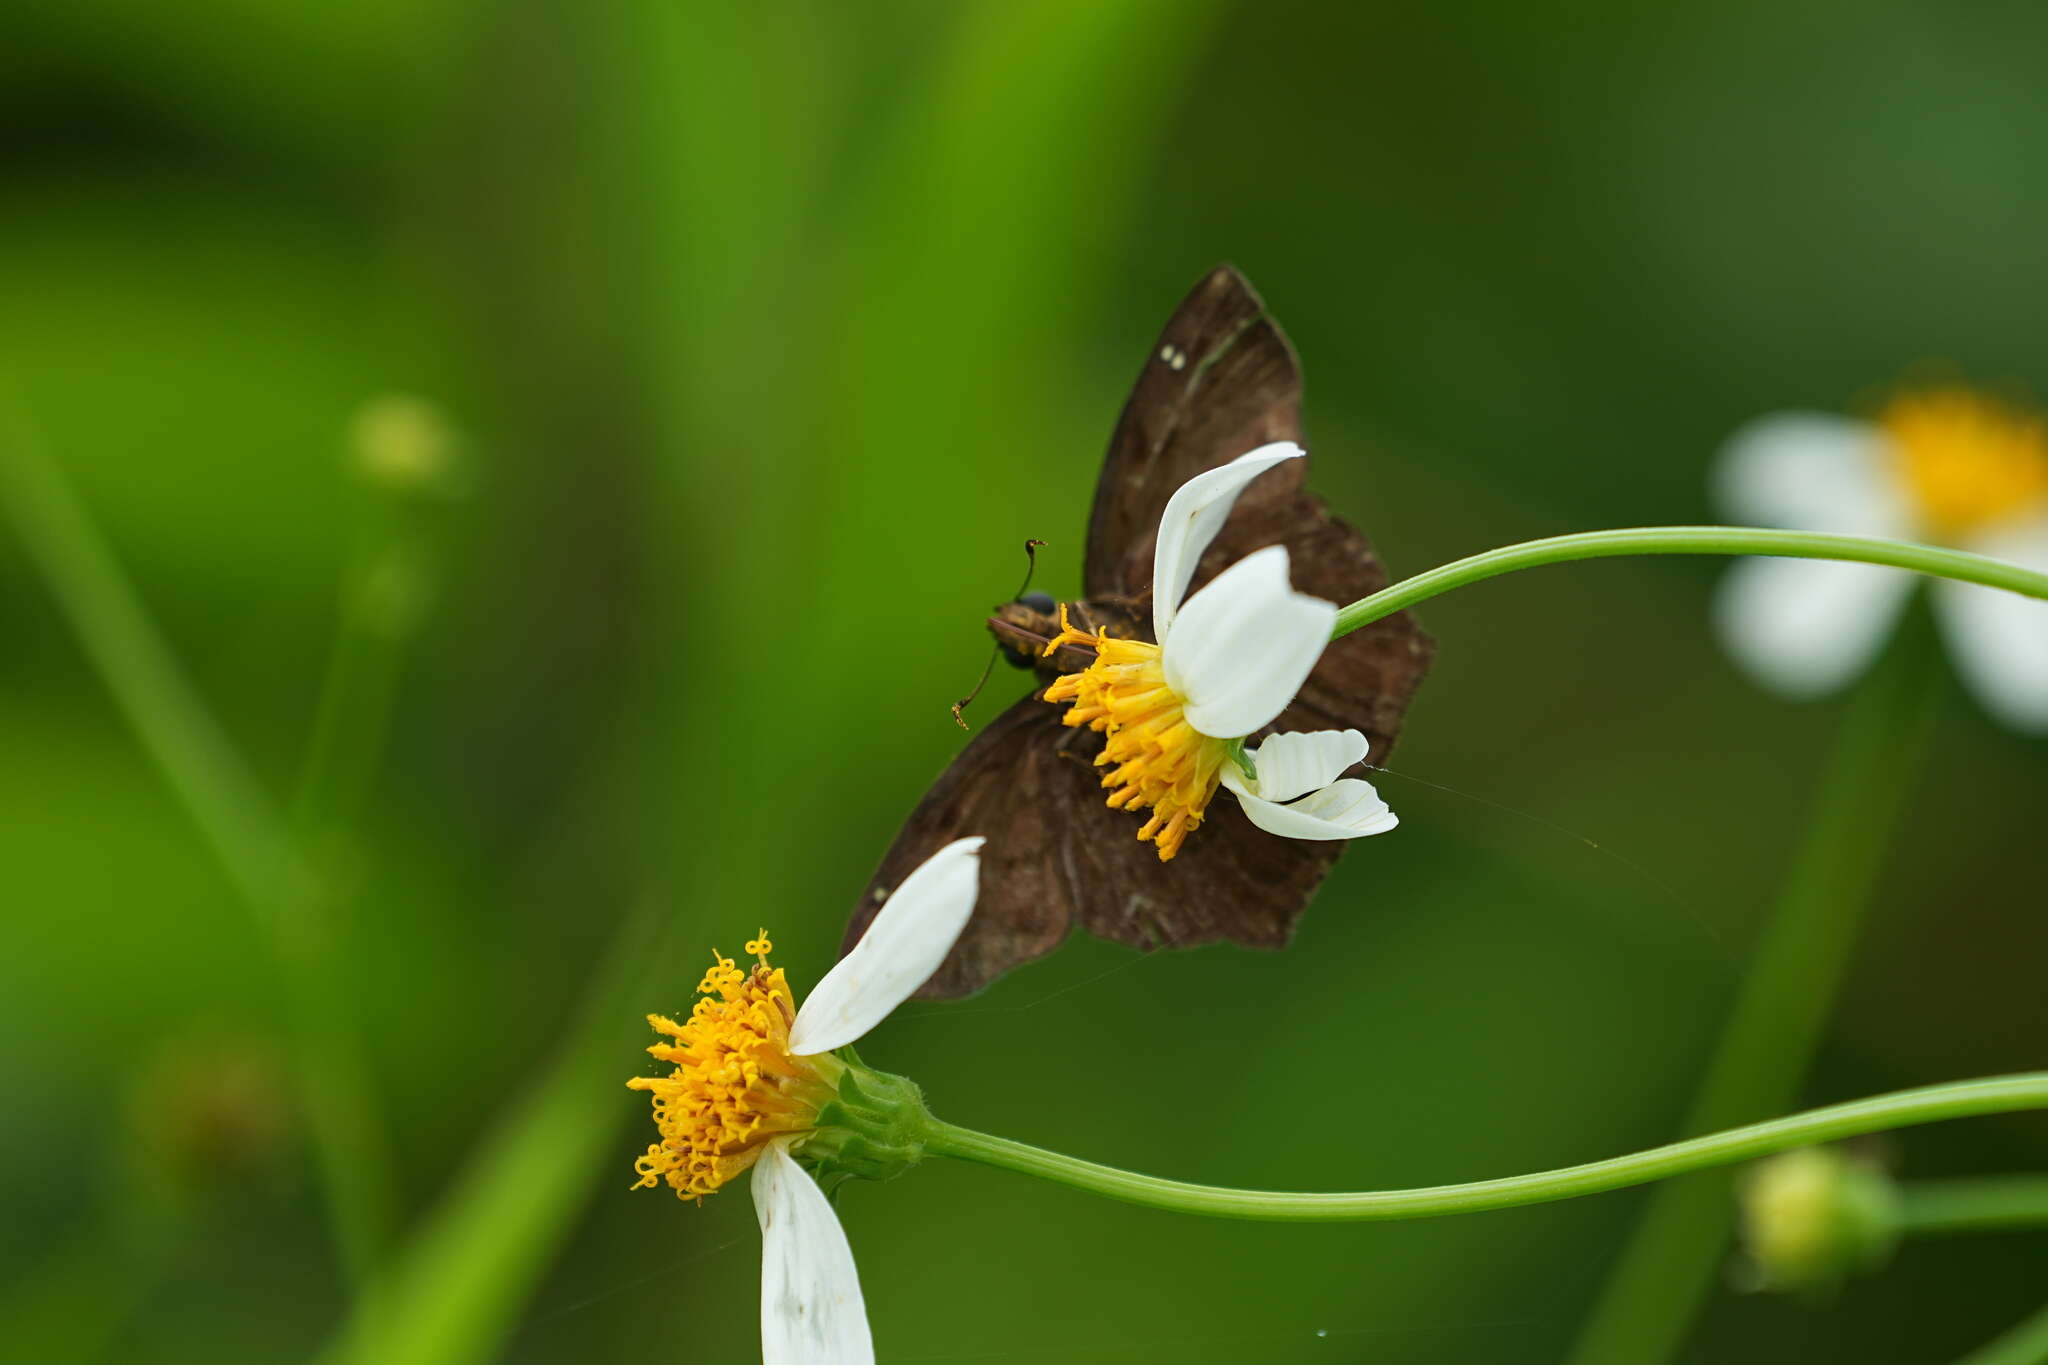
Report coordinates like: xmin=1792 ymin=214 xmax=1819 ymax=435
xmin=1958 ymin=1301 xmax=2048 ymax=1365
xmin=314 ymin=895 xmax=673 ymax=1365
xmin=0 ymin=401 xmax=399 ymax=1281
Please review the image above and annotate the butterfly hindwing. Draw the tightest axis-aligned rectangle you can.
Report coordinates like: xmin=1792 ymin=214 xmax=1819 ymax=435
xmin=1063 ymin=777 xmax=1340 ymax=957
xmin=844 ymin=691 xmax=1340 ymax=999
xmin=842 ymin=695 xmax=1078 ymax=999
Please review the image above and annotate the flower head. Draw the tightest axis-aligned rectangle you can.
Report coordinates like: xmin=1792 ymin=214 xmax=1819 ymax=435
xmin=1715 ymin=383 xmax=2048 ymax=730
xmin=1041 ymin=610 xmax=1228 ymax=859
xmin=627 ymin=837 xmax=984 ymax=1364
xmin=628 ymin=935 xmax=842 ymax=1199
xmin=1041 ymin=444 xmax=1398 ymax=857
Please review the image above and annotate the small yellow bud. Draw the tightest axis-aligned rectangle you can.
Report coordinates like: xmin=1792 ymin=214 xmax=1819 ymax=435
xmin=348 ymin=393 xmax=462 ymax=495
xmin=1739 ymin=1146 xmax=1899 ymax=1294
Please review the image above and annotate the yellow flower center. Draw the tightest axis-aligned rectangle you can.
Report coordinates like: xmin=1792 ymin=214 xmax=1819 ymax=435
xmin=1040 ymin=606 xmax=1229 ymax=862
xmin=1883 ymin=387 xmax=2048 ymax=540
xmin=627 ymin=931 xmax=840 ymax=1200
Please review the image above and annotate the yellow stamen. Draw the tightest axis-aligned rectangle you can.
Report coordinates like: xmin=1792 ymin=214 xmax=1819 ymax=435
xmin=1883 ymin=387 xmax=2048 ymax=539
xmin=1040 ymin=605 xmax=1229 ymax=861
xmin=625 ymin=933 xmax=838 ymax=1201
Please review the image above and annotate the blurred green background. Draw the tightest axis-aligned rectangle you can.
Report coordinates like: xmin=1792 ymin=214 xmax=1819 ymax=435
xmin=3 ymin=2 xmax=2045 ymax=1361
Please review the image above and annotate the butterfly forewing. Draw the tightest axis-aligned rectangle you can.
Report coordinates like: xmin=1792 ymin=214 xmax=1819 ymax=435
xmin=1082 ymin=267 xmax=1430 ymax=758
xmin=1084 ymin=267 xmax=1307 ymax=604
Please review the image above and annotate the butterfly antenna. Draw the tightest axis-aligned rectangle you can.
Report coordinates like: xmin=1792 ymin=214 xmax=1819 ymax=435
xmin=953 ymin=538 xmax=1051 ymax=730
xmin=1012 ymin=537 xmax=1048 ymax=599
xmin=950 ymin=647 xmax=1000 ymax=730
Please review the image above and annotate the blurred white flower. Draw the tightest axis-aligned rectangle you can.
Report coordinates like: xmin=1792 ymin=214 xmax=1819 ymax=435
xmin=1043 ymin=443 xmax=1397 ymax=858
xmin=1713 ymin=387 xmax=2048 ymax=731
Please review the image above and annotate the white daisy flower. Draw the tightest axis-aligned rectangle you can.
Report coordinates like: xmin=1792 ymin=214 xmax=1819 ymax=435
xmin=1041 ymin=443 xmax=1398 ymax=859
xmin=1714 ymin=387 xmax=2048 ymax=731
xmin=628 ymin=837 xmax=984 ymax=1365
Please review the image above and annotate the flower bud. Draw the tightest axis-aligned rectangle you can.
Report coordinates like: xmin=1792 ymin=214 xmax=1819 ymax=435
xmin=348 ymin=394 xmax=463 ymax=496
xmin=1738 ymin=1146 xmax=1900 ymax=1294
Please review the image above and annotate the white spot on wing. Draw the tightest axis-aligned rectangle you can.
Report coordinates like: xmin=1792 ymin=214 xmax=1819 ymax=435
xmin=1159 ymin=344 xmax=1187 ymax=371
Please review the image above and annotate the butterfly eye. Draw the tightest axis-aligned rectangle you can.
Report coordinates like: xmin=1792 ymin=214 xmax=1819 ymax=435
xmin=1016 ymin=590 xmax=1056 ymax=614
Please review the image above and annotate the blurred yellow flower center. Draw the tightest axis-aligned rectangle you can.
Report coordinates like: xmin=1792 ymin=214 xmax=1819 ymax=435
xmin=1884 ymin=388 xmax=2048 ymax=539
xmin=1041 ymin=606 xmax=1228 ymax=862
xmin=627 ymin=931 xmax=839 ymax=1201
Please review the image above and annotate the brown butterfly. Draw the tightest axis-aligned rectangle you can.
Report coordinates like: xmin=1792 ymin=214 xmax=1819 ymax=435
xmin=843 ymin=265 xmax=1434 ymax=998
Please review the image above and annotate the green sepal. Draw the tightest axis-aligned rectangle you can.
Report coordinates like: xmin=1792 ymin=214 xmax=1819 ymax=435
xmin=795 ymin=1053 xmax=934 ymax=1187
xmin=1225 ymin=737 xmax=1257 ymax=782
xmin=1832 ymin=1160 xmax=1903 ymax=1276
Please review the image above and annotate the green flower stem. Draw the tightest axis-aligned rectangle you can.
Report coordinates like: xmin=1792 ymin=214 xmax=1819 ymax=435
xmin=1331 ymin=526 xmax=2048 ymax=637
xmin=1898 ymin=1176 xmax=2048 ymax=1237
xmin=1958 ymin=1302 xmax=2048 ymax=1365
xmin=0 ymin=409 xmax=393 ymax=1283
xmin=295 ymin=517 xmax=431 ymax=850
xmin=920 ymin=1074 xmax=2048 ymax=1222
xmin=1565 ymin=624 xmax=1939 ymax=1365
xmin=287 ymin=500 xmax=445 ymax=1280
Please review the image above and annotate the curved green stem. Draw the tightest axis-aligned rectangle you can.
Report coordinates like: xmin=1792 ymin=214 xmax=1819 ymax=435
xmin=923 ymin=1074 xmax=2048 ymax=1222
xmin=1898 ymin=1175 xmax=2048 ymax=1237
xmin=1332 ymin=526 xmax=2048 ymax=637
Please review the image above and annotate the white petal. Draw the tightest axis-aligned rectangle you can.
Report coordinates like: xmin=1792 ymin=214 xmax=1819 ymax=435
xmin=754 ymin=1141 xmax=874 ymax=1365
xmin=1714 ymin=554 xmax=1914 ymax=699
xmin=1714 ymin=413 xmax=1914 ymax=536
xmin=1160 ymin=546 xmax=1336 ymax=739
xmin=788 ymin=837 xmax=983 ymax=1056
xmin=1222 ymin=774 xmax=1398 ymax=841
xmin=1151 ymin=442 xmax=1304 ymax=640
xmin=1938 ymin=517 xmax=2048 ymax=733
xmin=1240 ymin=728 xmax=1368 ymax=803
